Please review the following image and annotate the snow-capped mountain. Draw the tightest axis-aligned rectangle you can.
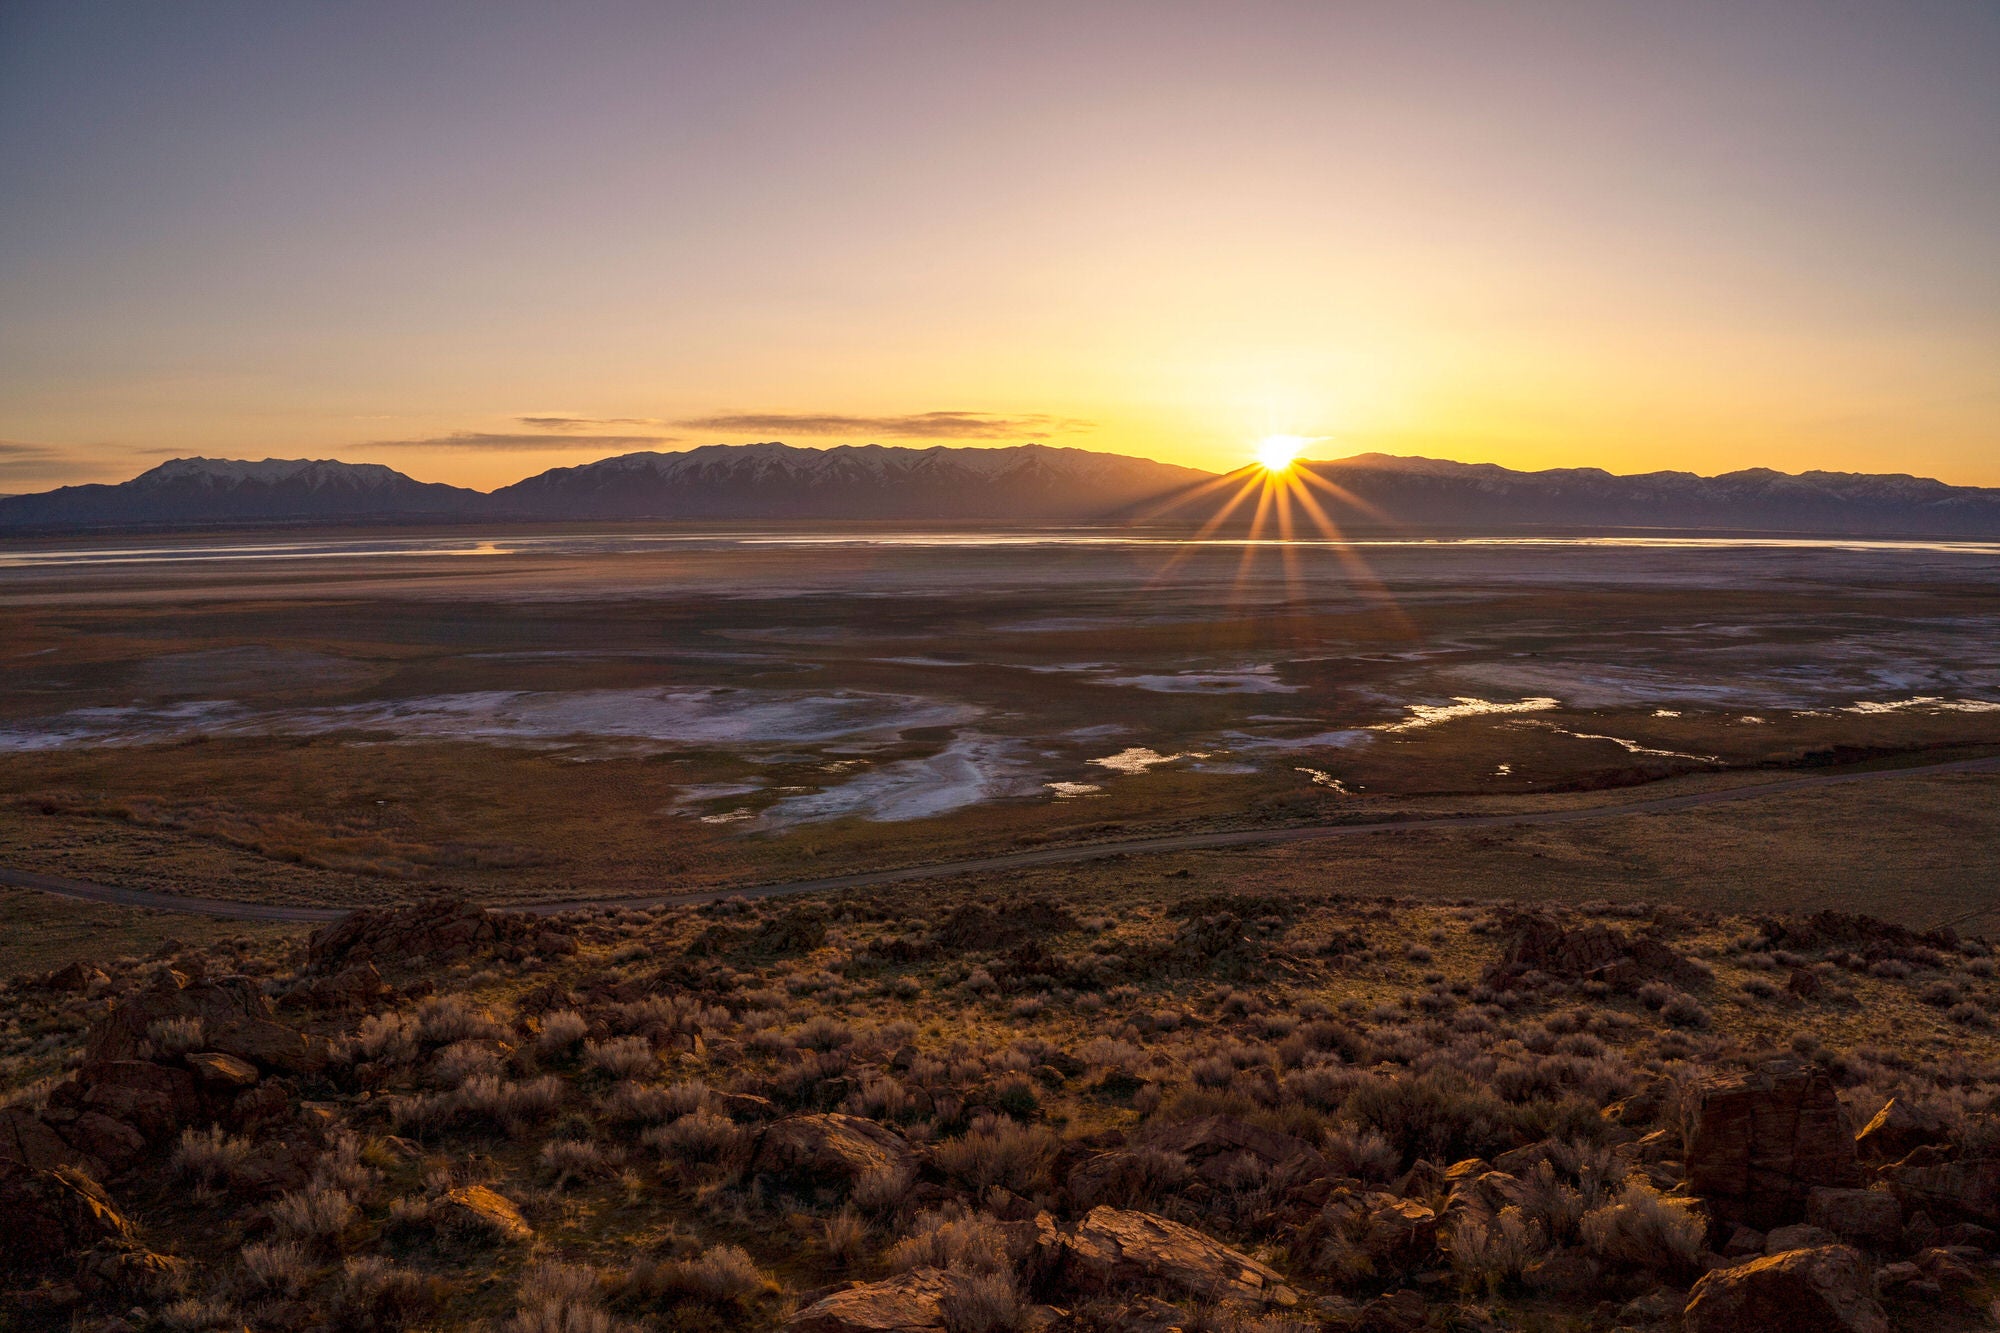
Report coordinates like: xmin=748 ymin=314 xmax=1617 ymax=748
xmin=0 ymin=457 xmax=486 ymax=528
xmin=486 ymin=442 xmax=1211 ymax=520
xmin=1143 ymin=453 xmax=2000 ymax=537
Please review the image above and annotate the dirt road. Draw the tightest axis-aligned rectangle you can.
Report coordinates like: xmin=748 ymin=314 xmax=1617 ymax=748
xmin=5 ymin=753 xmax=1995 ymax=926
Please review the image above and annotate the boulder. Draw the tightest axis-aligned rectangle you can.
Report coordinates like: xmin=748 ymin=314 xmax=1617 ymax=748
xmin=75 ymin=1061 xmax=202 ymax=1142
xmin=0 ymin=1162 xmax=134 ymax=1273
xmin=1356 ymin=1289 xmax=1429 ymax=1333
xmin=62 ymin=1113 xmax=147 ymax=1171
xmin=0 ymin=1106 xmax=92 ymax=1173
xmin=185 ymin=1052 xmax=259 ymax=1089
xmin=1306 ymin=1187 xmax=1438 ymax=1271
xmin=87 ymin=976 xmax=324 ymax=1075
xmin=1482 ymin=913 xmax=1704 ymax=992
xmin=1853 ymin=1097 xmax=1949 ymax=1164
xmin=1683 ymin=1060 xmax=1858 ymax=1228
xmin=37 ymin=961 xmax=108 ymax=992
xmin=1763 ymin=1223 xmax=1839 ymax=1253
xmin=1805 ymin=1188 xmax=1900 ymax=1249
xmin=1879 ymin=1156 xmax=2000 ymax=1229
xmin=278 ymin=963 xmax=389 ymax=1011
xmin=786 ymin=1268 xmax=955 ymax=1332
xmin=755 ymin=1114 xmax=917 ymax=1194
xmin=1683 ymin=1245 xmax=1888 ymax=1333
xmin=433 ymin=1184 xmax=532 ymax=1243
xmin=1058 ymin=1205 xmax=1298 ymax=1306
xmin=308 ymin=897 xmax=574 ymax=975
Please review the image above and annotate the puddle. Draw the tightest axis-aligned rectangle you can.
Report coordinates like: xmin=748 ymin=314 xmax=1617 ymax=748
xmin=0 ymin=689 xmax=981 ymax=751
xmin=759 ymin=733 xmax=1039 ymax=824
xmin=1098 ymin=667 xmax=1300 ymax=694
xmin=1045 ymin=781 xmax=1102 ymax=798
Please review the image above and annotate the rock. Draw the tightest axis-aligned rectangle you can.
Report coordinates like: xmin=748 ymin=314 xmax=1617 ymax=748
xmin=1722 ymin=1225 xmax=1765 ymax=1257
xmin=433 ymin=1184 xmax=532 ymax=1243
xmin=756 ymin=1114 xmax=917 ymax=1195
xmin=1805 ymin=1187 xmax=1900 ymax=1248
xmin=1940 ymin=1221 xmax=1998 ymax=1250
xmin=74 ymin=1061 xmax=202 ymax=1142
xmin=1785 ymin=967 xmax=1822 ymax=999
xmin=1602 ymin=1076 xmax=1675 ymax=1128
xmin=1853 ymin=1097 xmax=1949 ymax=1164
xmin=277 ymin=963 xmax=389 ymax=1011
xmin=1355 ymin=1289 xmax=1428 ymax=1333
xmin=1616 ymin=1285 xmax=1685 ymax=1322
xmin=1145 ymin=1115 xmax=1323 ymax=1189
xmin=308 ymin=897 xmax=574 ymax=975
xmin=786 ymin=1268 xmax=954 ymax=1332
xmin=1763 ymin=1223 xmax=1839 ymax=1253
xmin=1482 ymin=912 xmax=1704 ymax=992
xmin=1683 ymin=1245 xmax=1888 ymax=1333
xmin=0 ymin=1161 xmax=134 ymax=1273
xmin=87 ymin=976 xmax=324 ymax=1075
xmin=1058 ymin=1205 xmax=1298 ymax=1306
xmin=185 ymin=1051 xmax=259 ymax=1088
xmin=1683 ymin=1059 xmax=1858 ymax=1228
xmin=38 ymin=961 xmax=108 ymax=992
xmin=0 ymin=1106 xmax=92 ymax=1173
xmin=1314 ymin=1188 xmax=1439 ymax=1269
xmin=1394 ymin=1160 xmax=1448 ymax=1202
xmin=62 ymin=1113 xmax=147 ymax=1170
xmin=1880 ymin=1156 xmax=2000 ymax=1228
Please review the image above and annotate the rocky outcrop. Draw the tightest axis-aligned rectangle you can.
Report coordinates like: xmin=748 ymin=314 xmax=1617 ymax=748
xmin=1853 ymin=1097 xmax=1949 ymax=1164
xmin=755 ymin=1114 xmax=917 ymax=1195
xmin=307 ymin=897 xmax=575 ymax=975
xmin=786 ymin=1268 xmax=957 ymax=1332
xmin=0 ymin=1161 xmax=134 ymax=1273
xmin=1300 ymin=1187 xmax=1439 ymax=1273
xmin=1682 ymin=1245 xmax=1888 ymax=1333
xmin=1683 ymin=1060 xmax=1858 ymax=1227
xmin=1056 ymin=1206 xmax=1298 ymax=1306
xmin=1803 ymin=1188 xmax=1900 ymax=1249
xmin=87 ymin=974 xmax=325 ymax=1075
xmin=1481 ymin=913 xmax=1705 ymax=993
xmin=1879 ymin=1156 xmax=2000 ymax=1229
xmin=277 ymin=962 xmax=390 ymax=1011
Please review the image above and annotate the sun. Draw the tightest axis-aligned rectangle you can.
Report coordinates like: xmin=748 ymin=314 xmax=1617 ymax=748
xmin=1255 ymin=434 xmax=1307 ymax=473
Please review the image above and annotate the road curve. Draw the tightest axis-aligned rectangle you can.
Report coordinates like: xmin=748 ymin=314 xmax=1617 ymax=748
xmin=4 ymin=755 xmax=1997 ymax=925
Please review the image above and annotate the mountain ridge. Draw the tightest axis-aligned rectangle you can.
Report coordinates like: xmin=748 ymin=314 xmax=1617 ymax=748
xmin=3 ymin=444 xmax=1997 ymax=536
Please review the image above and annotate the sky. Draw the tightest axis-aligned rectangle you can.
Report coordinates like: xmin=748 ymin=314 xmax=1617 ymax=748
xmin=1 ymin=1 xmax=1996 ymax=492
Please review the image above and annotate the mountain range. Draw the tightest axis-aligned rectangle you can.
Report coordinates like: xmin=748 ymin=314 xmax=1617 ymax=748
xmin=3 ymin=443 xmax=1997 ymax=537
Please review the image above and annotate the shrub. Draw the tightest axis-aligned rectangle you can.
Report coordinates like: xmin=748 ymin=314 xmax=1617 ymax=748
xmin=885 ymin=1206 xmax=1013 ymax=1275
xmin=643 ymin=1109 xmax=749 ymax=1163
xmin=537 ymin=1010 xmax=590 ymax=1056
xmin=172 ymin=1126 xmax=255 ymax=1187
xmin=539 ymin=1137 xmax=617 ymax=1187
xmin=270 ymin=1187 xmax=356 ymax=1247
xmin=1445 ymin=1205 xmax=1549 ymax=1292
xmin=415 ymin=995 xmax=507 ymax=1046
xmin=585 ymin=1036 xmax=658 ymax=1079
xmin=332 ymin=1255 xmax=439 ymax=1330
xmin=941 ymin=1270 xmax=1025 ymax=1333
xmin=931 ymin=1115 xmax=1062 ymax=1194
xmin=353 ymin=1011 xmax=420 ymax=1063
xmin=822 ymin=1205 xmax=870 ymax=1266
xmin=621 ymin=1245 xmax=771 ymax=1307
xmin=238 ymin=1241 xmax=315 ymax=1297
xmin=148 ymin=1016 xmax=206 ymax=1056
xmin=1578 ymin=1177 xmax=1705 ymax=1272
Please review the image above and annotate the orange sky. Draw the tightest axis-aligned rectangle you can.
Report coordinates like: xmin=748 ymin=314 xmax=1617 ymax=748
xmin=1 ymin=3 xmax=1995 ymax=492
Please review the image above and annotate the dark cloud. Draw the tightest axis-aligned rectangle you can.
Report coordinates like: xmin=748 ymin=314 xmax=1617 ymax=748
xmin=515 ymin=415 xmax=675 ymax=432
xmin=369 ymin=432 xmax=676 ymax=451
xmin=0 ymin=439 xmax=60 ymax=459
xmin=676 ymin=411 xmax=1092 ymax=440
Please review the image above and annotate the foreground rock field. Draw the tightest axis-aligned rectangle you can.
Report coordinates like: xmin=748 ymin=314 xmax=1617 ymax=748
xmin=7 ymin=887 xmax=2000 ymax=1331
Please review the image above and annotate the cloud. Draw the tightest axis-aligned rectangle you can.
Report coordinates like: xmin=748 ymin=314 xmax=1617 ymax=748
xmin=0 ymin=439 xmax=60 ymax=459
xmin=368 ymin=432 xmax=676 ymax=452
xmin=514 ymin=415 xmax=674 ymax=432
xmin=676 ymin=411 xmax=1092 ymax=440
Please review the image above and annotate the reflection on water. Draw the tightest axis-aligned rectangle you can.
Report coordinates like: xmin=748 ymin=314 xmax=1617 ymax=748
xmin=6 ymin=530 xmax=2000 ymax=569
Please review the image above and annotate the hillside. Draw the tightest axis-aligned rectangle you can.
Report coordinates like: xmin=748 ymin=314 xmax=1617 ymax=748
xmin=487 ymin=443 xmax=1211 ymax=521
xmin=0 ymin=458 xmax=486 ymax=529
xmin=4 ymin=890 xmax=1998 ymax=1331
